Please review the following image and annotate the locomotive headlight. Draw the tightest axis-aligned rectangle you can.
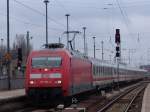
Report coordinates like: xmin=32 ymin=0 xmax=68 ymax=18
xmin=54 ymin=80 xmax=62 ymax=84
xmin=44 ymin=68 xmax=48 ymax=72
xmin=30 ymin=80 xmax=34 ymax=84
xmin=57 ymin=80 xmax=62 ymax=84
xmin=50 ymin=73 xmax=62 ymax=78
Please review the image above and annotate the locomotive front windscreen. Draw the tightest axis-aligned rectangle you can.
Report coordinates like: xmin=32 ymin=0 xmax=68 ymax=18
xmin=32 ymin=57 xmax=62 ymax=68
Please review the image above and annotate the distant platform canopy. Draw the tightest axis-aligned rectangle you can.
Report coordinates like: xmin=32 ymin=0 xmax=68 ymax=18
xmin=43 ymin=43 xmax=65 ymax=49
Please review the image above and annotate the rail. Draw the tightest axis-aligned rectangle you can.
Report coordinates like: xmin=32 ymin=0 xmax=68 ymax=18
xmin=124 ymin=86 xmax=145 ymax=112
xmin=97 ymin=83 xmax=146 ymax=112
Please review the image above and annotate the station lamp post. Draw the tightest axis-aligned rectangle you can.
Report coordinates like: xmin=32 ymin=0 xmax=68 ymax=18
xmin=65 ymin=14 xmax=70 ymax=49
xmin=93 ymin=37 xmax=96 ymax=58
xmin=83 ymin=27 xmax=87 ymax=56
xmin=101 ymin=40 xmax=104 ymax=61
xmin=44 ymin=0 xmax=49 ymax=46
xmin=7 ymin=0 xmax=11 ymax=90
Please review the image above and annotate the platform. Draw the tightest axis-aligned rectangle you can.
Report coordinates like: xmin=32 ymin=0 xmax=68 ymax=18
xmin=0 ymin=89 xmax=25 ymax=100
xmin=141 ymin=84 xmax=150 ymax=112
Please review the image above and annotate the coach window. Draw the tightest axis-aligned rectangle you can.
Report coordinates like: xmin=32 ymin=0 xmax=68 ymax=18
xmin=98 ymin=66 xmax=99 ymax=76
xmin=93 ymin=66 xmax=95 ymax=76
xmin=110 ymin=68 xmax=112 ymax=76
xmin=99 ymin=66 xmax=101 ymax=76
xmin=107 ymin=67 xmax=109 ymax=76
xmin=108 ymin=67 xmax=110 ymax=76
xmin=106 ymin=67 xmax=107 ymax=76
xmin=102 ymin=67 xmax=103 ymax=76
xmin=101 ymin=66 xmax=103 ymax=76
xmin=110 ymin=68 xmax=113 ymax=75
xmin=110 ymin=67 xmax=113 ymax=75
xmin=100 ymin=67 xmax=102 ymax=76
xmin=98 ymin=66 xmax=100 ymax=76
xmin=104 ymin=67 xmax=106 ymax=76
xmin=93 ymin=66 xmax=94 ymax=75
xmin=106 ymin=67 xmax=108 ymax=76
xmin=96 ymin=66 xmax=98 ymax=76
xmin=94 ymin=66 xmax=96 ymax=76
xmin=95 ymin=66 xmax=96 ymax=76
xmin=115 ymin=68 xmax=117 ymax=75
xmin=119 ymin=69 xmax=121 ymax=76
xmin=103 ymin=66 xmax=105 ymax=76
xmin=103 ymin=67 xmax=104 ymax=76
xmin=104 ymin=67 xmax=107 ymax=76
xmin=97 ymin=66 xmax=99 ymax=76
xmin=102 ymin=67 xmax=104 ymax=76
xmin=105 ymin=67 xmax=106 ymax=76
xmin=95 ymin=66 xmax=97 ymax=76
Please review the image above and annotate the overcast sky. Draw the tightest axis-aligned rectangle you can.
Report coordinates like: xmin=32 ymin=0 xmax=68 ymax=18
xmin=0 ymin=0 xmax=150 ymax=66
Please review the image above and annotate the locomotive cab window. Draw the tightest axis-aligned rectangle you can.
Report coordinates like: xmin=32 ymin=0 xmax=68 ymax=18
xmin=32 ymin=57 xmax=62 ymax=68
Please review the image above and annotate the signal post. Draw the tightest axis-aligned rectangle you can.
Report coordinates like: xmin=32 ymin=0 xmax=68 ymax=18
xmin=115 ymin=29 xmax=121 ymax=90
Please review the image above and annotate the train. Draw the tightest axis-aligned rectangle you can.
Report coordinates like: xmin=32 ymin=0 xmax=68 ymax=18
xmin=25 ymin=43 xmax=147 ymax=101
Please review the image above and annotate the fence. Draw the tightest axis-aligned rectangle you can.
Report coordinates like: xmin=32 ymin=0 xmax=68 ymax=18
xmin=0 ymin=67 xmax=25 ymax=90
xmin=0 ymin=76 xmax=25 ymax=90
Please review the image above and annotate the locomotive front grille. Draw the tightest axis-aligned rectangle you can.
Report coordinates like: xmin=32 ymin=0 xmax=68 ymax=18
xmin=27 ymin=87 xmax=63 ymax=100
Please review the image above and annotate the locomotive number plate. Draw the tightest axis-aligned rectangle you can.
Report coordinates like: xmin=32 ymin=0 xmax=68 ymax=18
xmin=42 ymin=74 xmax=49 ymax=78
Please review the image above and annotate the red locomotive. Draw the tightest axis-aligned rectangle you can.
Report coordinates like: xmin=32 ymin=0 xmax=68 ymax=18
xmin=25 ymin=43 xmax=146 ymax=100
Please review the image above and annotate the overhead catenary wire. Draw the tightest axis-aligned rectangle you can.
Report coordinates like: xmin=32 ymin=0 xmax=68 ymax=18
xmin=13 ymin=0 xmax=66 ymax=28
xmin=56 ymin=1 xmax=150 ymax=10
xmin=114 ymin=0 xmax=135 ymax=41
xmin=0 ymin=11 xmax=64 ymax=32
xmin=55 ymin=0 xmax=84 ymax=29
xmin=115 ymin=0 xmax=130 ymax=28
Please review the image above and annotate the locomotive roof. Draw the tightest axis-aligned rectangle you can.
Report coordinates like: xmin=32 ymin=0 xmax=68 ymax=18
xmin=30 ymin=48 xmax=87 ymax=59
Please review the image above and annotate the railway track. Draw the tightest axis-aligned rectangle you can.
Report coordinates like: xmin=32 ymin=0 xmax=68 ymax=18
xmin=96 ymin=83 xmax=146 ymax=112
xmin=56 ymin=82 xmax=145 ymax=112
xmin=0 ymin=82 xmax=146 ymax=112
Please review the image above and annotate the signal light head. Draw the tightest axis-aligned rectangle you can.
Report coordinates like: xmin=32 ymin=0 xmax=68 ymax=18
xmin=116 ymin=52 xmax=120 ymax=57
xmin=115 ymin=34 xmax=120 ymax=43
xmin=115 ymin=29 xmax=121 ymax=44
xmin=116 ymin=29 xmax=120 ymax=34
xmin=116 ymin=46 xmax=120 ymax=51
